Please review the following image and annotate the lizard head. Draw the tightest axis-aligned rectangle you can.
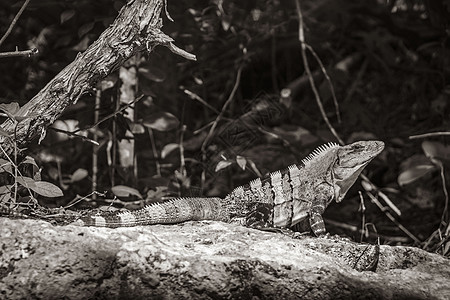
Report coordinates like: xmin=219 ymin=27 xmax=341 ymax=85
xmin=332 ymin=140 xmax=384 ymax=202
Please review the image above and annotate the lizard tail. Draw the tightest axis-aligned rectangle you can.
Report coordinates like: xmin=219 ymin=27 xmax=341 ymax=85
xmin=72 ymin=197 xmax=228 ymax=227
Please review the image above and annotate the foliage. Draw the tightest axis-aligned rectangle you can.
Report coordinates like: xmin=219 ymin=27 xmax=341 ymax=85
xmin=0 ymin=103 xmax=63 ymax=206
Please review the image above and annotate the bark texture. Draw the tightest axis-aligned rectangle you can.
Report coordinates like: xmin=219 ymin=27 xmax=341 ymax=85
xmin=0 ymin=0 xmax=194 ymax=159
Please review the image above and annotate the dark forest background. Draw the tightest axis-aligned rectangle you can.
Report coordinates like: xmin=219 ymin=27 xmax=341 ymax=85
xmin=0 ymin=0 xmax=449 ymax=254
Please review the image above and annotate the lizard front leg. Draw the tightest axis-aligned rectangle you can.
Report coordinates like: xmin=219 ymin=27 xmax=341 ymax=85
xmin=309 ymin=203 xmax=327 ymax=236
xmin=309 ymin=184 xmax=333 ymax=236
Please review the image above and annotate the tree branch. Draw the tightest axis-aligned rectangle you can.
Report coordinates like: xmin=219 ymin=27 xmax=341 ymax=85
xmin=0 ymin=0 xmax=195 ymax=159
xmin=0 ymin=47 xmax=38 ymax=58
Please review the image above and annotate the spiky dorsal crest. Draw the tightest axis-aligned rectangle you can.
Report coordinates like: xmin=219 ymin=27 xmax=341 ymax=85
xmin=301 ymin=142 xmax=340 ymax=165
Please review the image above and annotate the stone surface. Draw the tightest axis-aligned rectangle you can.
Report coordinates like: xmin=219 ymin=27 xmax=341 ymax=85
xmin=0 ymin=217 xmax=449 ymax=299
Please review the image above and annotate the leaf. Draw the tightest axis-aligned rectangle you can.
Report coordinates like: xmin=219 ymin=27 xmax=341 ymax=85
xmin=99 ymin=75 xmax=118 ymax=91
xmin=0 ymin=102 xmax=20 ymax=117
xmin=360 ymin=180 xmax=373 ymax=192
xmin=0 ymin=193 xmax=11 ymax=204
xmin=221 ymin=15 xmax=231 ymax=31
xmin=33 ymin=169 xmax=41 ymax=181
xmin=139 ymin=176 xmax=170 ymax=188
xmin=111 ymin=185 xmax=143 ymax=198
xmin=187 ymin=8 xmax=200 ymax=16
xmin=0 ymin=102 xmax=20 ymax=122
xmin=247 ymin=159 xmax=262 ymax=178
xmin=52 ymin=119 xmax=80 ymax=141
xmin=54 ymin=35 xmax=72 ymax=48
xmin=139 ymin=67 xmax=166 ymax=83
xmin=422 ymin=141 xmax=450 ymax=161
xmin=272 ymin=125 xmax=318 ymax=144
xmin=146 ymin=186 xmax=169 ymax=201
xmin=215 ymin=160 xmax=233 ymax=172
xmin=143 ymin=112 xmax=179 ymax=131
xmin=30 ymin=181 xmax=64 ymax=198
xmin=21 ymin=156 xmax=38 ymax=168
xmin=78 ymin=22 xmax=95 ymax=38
xmin=398 ymin=164 xmax=436 ymax=186
xmin=236 ymin=155 xmax=247 ymax=170
xmin=141 ymin=84 xmax=156 ymax=97
xmin=47 ymin=167 xmax=59 ymax=181
xmin=16 ymin=176 xmax=37 ymax=189
xmin=0 ymin=126 xmax=10 ymax=137
xmin=130 ymin=123 xmax=145 ymax=134
xmin=398 ymin=155 xmax=437 ymax=187
xmin=71 ymin=36 xmax=91 ymax=51
xmin=174 ymin=170 xmax=191 ymax=188
xmin=71 ymin=168 xmax=88 ymax=182
xmin=119 ymin=66 xmax=137 ymax=85
xmin=0 ymin=158 xmax=13 ymax=175
xmin=161 ymin=143 xmax=179 ymax=159
xmin=38 ymin=151 xmax=63 ymax=163
xmin=60 ymin=10 xmax=75 ymax=24
xmin=0 ymin=185 xmax=12 ymax=195
xmin=194 ymin=76 xmax=203 ymax=85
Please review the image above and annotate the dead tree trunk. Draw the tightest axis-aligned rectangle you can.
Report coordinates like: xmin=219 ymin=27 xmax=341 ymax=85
xmin=0 ymin=0 xmax=195 ymax=160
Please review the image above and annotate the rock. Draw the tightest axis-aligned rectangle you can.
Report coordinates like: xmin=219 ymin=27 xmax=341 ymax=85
xmin=0 ymin=217 xmax=448 ymax=299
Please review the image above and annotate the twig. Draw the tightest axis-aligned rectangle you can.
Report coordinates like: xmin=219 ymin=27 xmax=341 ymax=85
xmin=193 ymin=116 xmax=235 ymax=135
xmin=49 ymin=127 xmax=99 ymax=145
xmin=362 ymin=175 xmax=402 ymax=216
xmin=271 ymin=35 xmax=279 ymax=91
xmin=431 ymin=234 xmax=449 ymax=254
xmin=295 ymin=0 xmax=343 ymax=145
xmin=92 ymin=89 xmax=101 ymax=200
xmin=359 ymin=191 xmax=366 ymax=242
xmin=365 ymin=191 xmax=421 ymax=244
xmin=63 ymin=191 xmax=107 ymax=209
xmin=422 ymin=227 xmax=441 ymax=251
xmin=111 ymin=94 xmax=118 ymax=187
xmin=102 ymin=197 xmax=144 ymax=206
xmin=200 ymin=64 xmax=243 ymax=187
xmin=183 ymin=89 xmax=220 ymax=114
xmin=166 ymin=42 xmax=196 ymax=61
xmin=72 ymin=95 xmax=144 ymax=134
xmin=378 ymin=189 xmax=401 ymax=216
xmin=0 ymin=47 xmax=38 ymax=58
xmin=342 ymin=59 xmax=368 ymax=105
xmin=431 ymin=158 xmax=449 ymax=224
xmin=13 ymin=124 xmax=18 ymax=203
xmin=0 ymin=136 xmax=37 ymax=204
xmin=409 ymin=132 xmax=450 ymax=139
xmin=179 ymin=125 xmax=187 ymax=177
xmin=193 ymin=120 xmax=214 ymax=135
xmin=325 ymin=218 xmax=410 ymax=243
xmin=304 ymin=44 xmax=341 ymax=123
xmin=148 ymin=128 xmax=161 ymax=176
xmin=163 ymin=0 xmax=174 ymax=22
xmin=0 ymin=0 xmax=31 ymax=47
xmin=200 ymin=64 xmax=243 ymax=152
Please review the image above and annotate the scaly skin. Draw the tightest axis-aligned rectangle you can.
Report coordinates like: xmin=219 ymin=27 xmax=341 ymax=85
xmin=73 ymin=140 xmax=384 ymax=236
xmin=72 ymin=197 xmax=228 ymax=227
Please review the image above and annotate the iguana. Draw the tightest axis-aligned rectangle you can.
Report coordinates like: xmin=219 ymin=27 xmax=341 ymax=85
xmin=73 ymin=140 xmax=384 ymax=236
